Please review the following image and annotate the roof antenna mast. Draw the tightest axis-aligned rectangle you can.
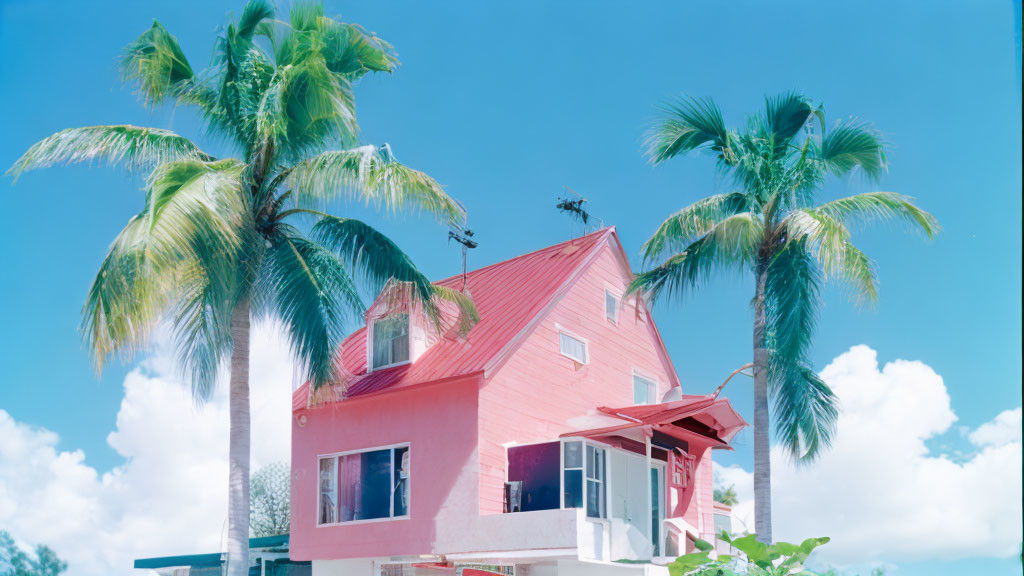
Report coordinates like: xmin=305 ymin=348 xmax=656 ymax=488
xmin=448 ymin=220 xmax=478 ymax=291
xmin=556 ymin=187 xmax=600 ymax=238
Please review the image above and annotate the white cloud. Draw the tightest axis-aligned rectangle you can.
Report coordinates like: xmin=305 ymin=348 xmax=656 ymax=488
xmin=969 ymin=407 xmax=1021 ymax=448
xmin=0 ymin=322 xmax=296 ymax=576
xmin=716 ymin=345 xmax=1023 ymax=565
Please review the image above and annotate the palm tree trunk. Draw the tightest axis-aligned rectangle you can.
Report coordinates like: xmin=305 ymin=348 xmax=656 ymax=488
xmin=226 ymin=296 xmax=251 ymax=576
xmin=752 ymin=258 xmax=772 ymax=544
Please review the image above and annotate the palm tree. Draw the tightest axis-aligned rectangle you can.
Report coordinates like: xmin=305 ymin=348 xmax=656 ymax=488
xmin=8 ymin=3 xmax=475 ymax=574
xmin=629 ymin=92 xmax=938 ymax=543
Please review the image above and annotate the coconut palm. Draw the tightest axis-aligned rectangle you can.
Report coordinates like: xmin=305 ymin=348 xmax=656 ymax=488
xmin=629 ymin=92 xmax=938 ymax=543
xmin=8 ymin=2 xmax=475 ymax=574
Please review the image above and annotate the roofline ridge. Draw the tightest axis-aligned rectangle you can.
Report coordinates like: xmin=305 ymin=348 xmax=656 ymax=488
xmin=433 ymin=226 xmax=615 ymax=286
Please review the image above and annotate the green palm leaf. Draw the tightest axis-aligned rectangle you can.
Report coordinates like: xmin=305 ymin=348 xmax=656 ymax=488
xmin=120 ymin=21 xmax=195 ymax=106
xmin=310 ymin=216 xmax=477 ymax=331
xmin=7 ymin=126 xmax=211 ymax=179
xmin=763 ymin=91 xmax=820 ymax=157
xmin=766 ymin=240 xmax=837 ymax=462
xmin=645 ymin=96 xmax=732 ymax=165
xmin=288 ymin=145 xmax=465 ymax=223
xmin=819 ymin=120 xmax=887 ymax=181
xmin=814 ymin=191 xmax=939 ymax=238
xmin=261 ymin=231 xmax=362 ymax=389
xmin=630 ymin=212 xmax=763 ymax=302
xmin=641 ymin=192 xmax=749 ymax=263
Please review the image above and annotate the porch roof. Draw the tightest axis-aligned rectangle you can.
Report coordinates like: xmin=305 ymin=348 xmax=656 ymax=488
xmin=560 ymin=394 xmax=747 ymax=449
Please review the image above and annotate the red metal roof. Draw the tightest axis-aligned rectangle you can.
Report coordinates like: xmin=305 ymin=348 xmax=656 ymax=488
xmin=293 ymin=228 xmax=617 ymax=407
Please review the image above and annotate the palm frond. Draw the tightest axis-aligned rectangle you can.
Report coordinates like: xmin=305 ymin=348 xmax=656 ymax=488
xmin=120 ymin=21 xmax=195 ymax=106
xmin=814 ymin=191 xmax=939 ymax=239
xmin=7 ymin=126 xmax=211 ymax=180
xmin=765 ymin=239 xmax=837 ymax=463
xmin=644 ymin=96 xmax=732 ymax=165
xmin=782 ymin=210 xmax=879 ymax=306
xmin=168 ymin=263 xmax=235 ymax=401
xmin=260 ymin=231 xmax=362 ymax=389
xmin=628 ymin=212 xmax=763 ymax=302
xmin=288 ymin=145 xmax=464 ymax=223
xmin=310 ymin=216 xmax=478 ymax=333
xmin=771 ymin=364 xmax=839 ymax=464
xmin=762 ymin=91 xmax=819 ymax=157
xmin=641 ymin=192 xmax=749 ymax=263
xmin=819 ymin=120 xmax=887 ymax=181
xmin=238 ymin=0 xmax=275 ymax=40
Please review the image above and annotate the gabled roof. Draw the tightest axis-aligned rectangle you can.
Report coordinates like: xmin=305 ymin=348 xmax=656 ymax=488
xmin=293 ymin=227 xmax=675 ymax=407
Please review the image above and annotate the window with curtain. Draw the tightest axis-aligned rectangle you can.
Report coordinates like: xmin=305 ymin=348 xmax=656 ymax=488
xmin=317 ymin=445 xmax=410 ymax=525
xmin=558 ymin=332 xmax=588 ymax=364
xmin=372 ymin=313 xmax=409 ymax=369
xmin=633 ymin=373 xmax=657 ymax=405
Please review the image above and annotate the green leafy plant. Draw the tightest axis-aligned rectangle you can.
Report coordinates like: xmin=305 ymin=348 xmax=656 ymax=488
xmin=0 ymin=531 xmax=68 ymax=576
xmin=630 ymin=93 xmax=938 ymax=542
xmin=668 ymin=532 xmax=830 ymax=576
xmin=714 ymin=485 xmax=739 ymax=506
xmin=8 ymin=2 xmax=476 ymax=575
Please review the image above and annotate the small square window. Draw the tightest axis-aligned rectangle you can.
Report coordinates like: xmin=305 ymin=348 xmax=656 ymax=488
xmin=558 ymin=332 xmax=588 ymax=364
xmin=633 ymin=373 xmax=658 ymax=405
xmin=605 ymin=290 xmax=620 ymax=324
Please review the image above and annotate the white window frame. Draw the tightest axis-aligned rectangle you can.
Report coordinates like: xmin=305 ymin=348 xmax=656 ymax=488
xmin=368 ymin=313 xmax=411 ymax=372
xmin=605 ymin=288 xmax=621 ymax=325
xmin=316 ymin=442 xmax=411 ymax=527
xmin=633 ymin=369 xmax=659 ymax=405
xmin=556 ymin=327 xmax=589 ymax=364
xmin=560 ymin=438 xmax=608 ymax=520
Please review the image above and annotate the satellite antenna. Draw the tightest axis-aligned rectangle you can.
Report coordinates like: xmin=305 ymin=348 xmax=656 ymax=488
xmin=448 ymin=208 xmax=477 ymax=291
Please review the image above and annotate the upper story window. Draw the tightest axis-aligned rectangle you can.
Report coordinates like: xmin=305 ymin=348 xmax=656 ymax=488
xmin=605 ymin=289 xmax=620 ymax=324
xmin=633 ymin=372 xmax=658 ymax=405
xmin=318 ymin=444 xmax=410 ymax=525
xmin=372 ymin=313 xmax=409 ymax=370
xmin=558 ymin=331 xmax=588 ymax=364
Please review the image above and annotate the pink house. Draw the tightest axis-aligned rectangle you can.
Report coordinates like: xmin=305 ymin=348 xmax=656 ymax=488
xmin=290 ymin=228 xmax=746 ymax=576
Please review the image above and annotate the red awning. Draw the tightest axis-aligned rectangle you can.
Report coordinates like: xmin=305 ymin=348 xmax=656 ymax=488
xmin=561 ymin=394 xmax=747 ymax=448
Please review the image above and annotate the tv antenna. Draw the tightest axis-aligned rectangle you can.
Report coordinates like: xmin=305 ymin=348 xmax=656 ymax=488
xmin=448 ymin=219 xmax=477 ymax=291
xmin=557 ymin=187 xmax=601 ymax=238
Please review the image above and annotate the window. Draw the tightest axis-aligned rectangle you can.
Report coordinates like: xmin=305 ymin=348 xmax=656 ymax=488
xmin=317 ymin=444 xmax=410 ymax=525
xmin=562 ymin=440 xmax=606 ymax=519
xmin=558 ymin=331 xmax=588 ymax=364
xmin=372 ymin=314 xmax=409 ymax=369
xmin=605 ymin=290 xmax=620 ymax=324
xmin=633 ymin=373 xmax=658 ymax=405
xmin=585 ymin=444 xmax=607 ymax=518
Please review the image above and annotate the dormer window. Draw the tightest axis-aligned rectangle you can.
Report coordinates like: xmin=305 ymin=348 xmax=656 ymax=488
xmin=372 ymin=313 xmax=410 ymax=370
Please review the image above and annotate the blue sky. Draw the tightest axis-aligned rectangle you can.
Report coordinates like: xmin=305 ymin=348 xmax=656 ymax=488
xmin=0 ymin=1 xmax=1020 ymax=575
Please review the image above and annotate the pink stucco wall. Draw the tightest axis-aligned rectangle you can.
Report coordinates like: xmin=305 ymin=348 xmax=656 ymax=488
xmin=290 ymin=375 xmax=481 ymax=561
xmin=478 ymin=241 xmax=681 ymax=515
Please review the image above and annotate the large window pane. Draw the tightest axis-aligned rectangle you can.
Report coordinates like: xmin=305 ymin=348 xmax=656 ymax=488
xmin=586 ymin=479 xmax=605 ymax=518
xmin=507 ymin=442 xmax=560 ymax=512
xmin=333 ymin=446 xmax=409 ymax=523
xmin=563 ymin=469 xmax=583 ymax=508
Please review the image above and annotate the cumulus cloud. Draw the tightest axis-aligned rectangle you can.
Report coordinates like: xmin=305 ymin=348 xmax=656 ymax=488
xmin=0 ymin=322 xmax=296 ymax=576
xmin=716 ymin=345 xmax=1023 ymax=565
